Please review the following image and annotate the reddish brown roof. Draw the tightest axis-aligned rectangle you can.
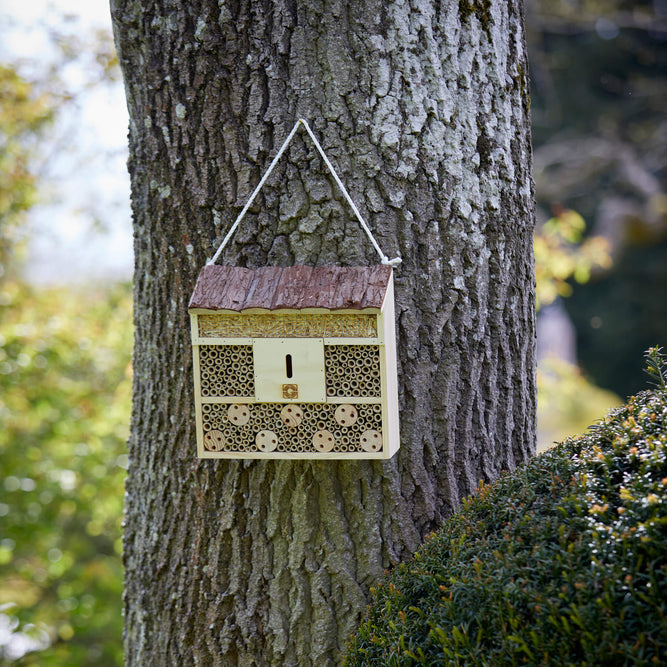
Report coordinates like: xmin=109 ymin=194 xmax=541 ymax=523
xmin=189 ymin=265 xmax=392 ymax=311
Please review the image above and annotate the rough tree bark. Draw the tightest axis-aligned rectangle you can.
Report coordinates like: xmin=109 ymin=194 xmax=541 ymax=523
xmin=110 ymin=0 xmax=536 ymax=664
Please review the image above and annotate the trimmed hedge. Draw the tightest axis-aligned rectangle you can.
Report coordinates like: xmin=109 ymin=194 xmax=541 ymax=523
xmin=347 ymin=350 xmax=667 ymax=666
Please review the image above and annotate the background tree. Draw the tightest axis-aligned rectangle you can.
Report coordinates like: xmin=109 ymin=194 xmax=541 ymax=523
xmin=528 ymin=0 xmax=667 ymax=396
xmin=111 ymin=1 xmax=536 ymax=664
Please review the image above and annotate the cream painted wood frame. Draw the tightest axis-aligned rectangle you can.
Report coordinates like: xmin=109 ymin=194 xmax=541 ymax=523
xmin=190 ymin=276 xmax=399 ymax=459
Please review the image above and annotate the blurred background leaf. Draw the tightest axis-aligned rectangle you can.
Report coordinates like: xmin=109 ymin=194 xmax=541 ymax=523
xmin=534 ymin=206 xmax=612 ymax=309
xmin=0 ymin=65 xmax=54 ymax=278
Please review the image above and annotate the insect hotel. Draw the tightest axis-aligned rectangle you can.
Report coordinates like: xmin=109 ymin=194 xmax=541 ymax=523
xmin=189 ymin=264 xmax=399 ymax=459
xmin=189 ymin=119 xmax=401 ymax=459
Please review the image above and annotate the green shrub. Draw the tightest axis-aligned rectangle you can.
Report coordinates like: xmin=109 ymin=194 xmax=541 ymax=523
xmin=346 ymin=349 xmax=667 ymax=666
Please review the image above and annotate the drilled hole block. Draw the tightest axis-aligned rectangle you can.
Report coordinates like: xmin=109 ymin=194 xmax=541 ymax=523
xmin=335 ymin=404 xmax=358 ymax=427
xmin=313 ymin=430 xmax=335 ymax=453
xmin=204 ymin=430 xmax=226 ymax=452
xmin=360 ymin=429 xmax=382 ymax=453
xmin=280 ymin=404 xmax=304 ymax=427
xmin=228 ymin=403 xmax=251 ymax=426
xmin=256 ymin=430 xmax=279 ymax=452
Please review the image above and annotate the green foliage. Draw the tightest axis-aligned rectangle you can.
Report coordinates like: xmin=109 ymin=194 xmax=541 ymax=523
xmin=534 ymin=208 xmax=611 ymax=310
xmin=0 ymin=279 xmax=131 ymax=664
xmin=346 ymin=356 xmax=667 ymax=665
xmin=644 ymin=346 xmax=666 ymax=390
xmin=0 ymin=65 xmax=54 ymax=277
xmin=0 ymin=13 xmax=125 ymax=663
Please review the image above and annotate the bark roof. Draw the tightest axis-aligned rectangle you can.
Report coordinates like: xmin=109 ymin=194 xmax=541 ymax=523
xmin=188 ymin=265 xmax=392 ymax=311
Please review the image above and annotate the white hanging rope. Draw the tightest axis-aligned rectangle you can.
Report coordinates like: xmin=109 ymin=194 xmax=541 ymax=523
xmin=207 ymin=118 xmax=401 ymax=267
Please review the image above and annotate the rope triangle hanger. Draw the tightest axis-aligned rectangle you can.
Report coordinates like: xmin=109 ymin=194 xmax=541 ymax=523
xmin=207 ymin=118 xmax=402 ymax=268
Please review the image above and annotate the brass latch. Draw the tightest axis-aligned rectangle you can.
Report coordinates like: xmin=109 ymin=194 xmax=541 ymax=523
xmin=282 ymin=384 xmax=298 ymax=399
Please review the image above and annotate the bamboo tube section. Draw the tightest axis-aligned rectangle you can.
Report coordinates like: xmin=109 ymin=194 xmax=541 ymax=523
xmin=200 ymin=402 xmax=383 ymax=455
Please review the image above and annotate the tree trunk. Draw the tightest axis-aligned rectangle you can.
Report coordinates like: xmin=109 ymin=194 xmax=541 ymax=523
xmin=110 ymin=0 xmax=536 ymax=664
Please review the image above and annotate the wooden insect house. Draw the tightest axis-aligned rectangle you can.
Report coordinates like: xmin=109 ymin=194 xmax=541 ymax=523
xmin=188 ymin=119 xmax=401 ymax=459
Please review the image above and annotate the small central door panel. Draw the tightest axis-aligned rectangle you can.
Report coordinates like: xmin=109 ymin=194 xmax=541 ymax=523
xmin=253 ymin=338 xmax=326 ymax=402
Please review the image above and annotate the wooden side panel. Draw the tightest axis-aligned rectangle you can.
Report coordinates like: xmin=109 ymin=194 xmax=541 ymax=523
xmin=192 ymin=342 xmax=205 ymax=457
xmin=190 ymin=313 xmax=199 ymax=343
xmin=381 ymin=275 xmax=400 ymax=456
